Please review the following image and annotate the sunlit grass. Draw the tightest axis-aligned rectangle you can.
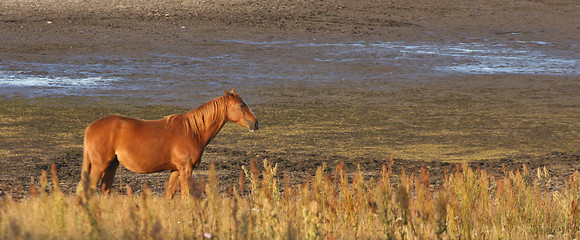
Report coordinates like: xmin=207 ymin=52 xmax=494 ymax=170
xmin=2 ymin=159 xmax=579 ymax=239
xmin=1 ymin=85 xmax=579 ymax=165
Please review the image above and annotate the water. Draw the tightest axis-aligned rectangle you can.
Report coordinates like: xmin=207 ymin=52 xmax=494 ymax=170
xmin=1 ymin=38 xmax=578 ymax=102
xmin=296 ymin=40 xmax=578 ymax=75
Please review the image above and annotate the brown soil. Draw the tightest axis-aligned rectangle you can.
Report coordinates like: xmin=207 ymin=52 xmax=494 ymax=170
xmin=0 ymin=0 xmax=579 ymax=198
xmin=5 ymin=147 xmax=578 ymax=198
xmin=2 ymin=0 xmax=579 ymax=53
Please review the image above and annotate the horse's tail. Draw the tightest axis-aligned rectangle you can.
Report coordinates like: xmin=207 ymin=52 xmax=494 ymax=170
xmin=77 ymin=138 xmax=91 ymax=195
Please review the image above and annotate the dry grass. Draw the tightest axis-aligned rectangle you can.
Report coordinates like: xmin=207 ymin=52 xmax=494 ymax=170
xmin=1 ymin=78 xmax=579 ymax=167
xmin=1 ymin=158 xmax=579 ymax=239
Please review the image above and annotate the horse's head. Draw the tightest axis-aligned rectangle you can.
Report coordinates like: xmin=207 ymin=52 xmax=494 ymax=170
xmin=224 ymin=89 xmax=259 ymax=132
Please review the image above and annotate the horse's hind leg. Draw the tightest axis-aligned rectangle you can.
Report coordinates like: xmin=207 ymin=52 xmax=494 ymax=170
xmin=165 ymin=171 xmax=180 ymax=199
xmin=89 ymin=164 xmax=106 ymax=193
xmin=100 ymin=158 xmax=119 ymax=194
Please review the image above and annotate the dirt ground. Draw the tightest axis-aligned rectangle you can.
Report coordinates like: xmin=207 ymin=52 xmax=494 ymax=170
xmin=0 ymin=0 xmax=579 ymax=198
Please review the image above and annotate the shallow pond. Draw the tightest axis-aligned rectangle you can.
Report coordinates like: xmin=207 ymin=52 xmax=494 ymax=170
xmin=1 ymin=37 xmax=578 ymax=104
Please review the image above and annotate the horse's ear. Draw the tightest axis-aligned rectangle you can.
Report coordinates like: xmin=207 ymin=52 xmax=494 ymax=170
xmin=231 ymin=89 xmax=236 ymax=94
xmin=224 ymin=89 xmax=231 ymax=96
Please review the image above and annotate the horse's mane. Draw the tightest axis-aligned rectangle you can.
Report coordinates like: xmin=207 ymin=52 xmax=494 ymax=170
xmin=163 ymin=96 xmax=228 ymax=137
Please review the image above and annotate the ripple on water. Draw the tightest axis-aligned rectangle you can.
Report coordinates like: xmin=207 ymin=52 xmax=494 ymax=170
xmin=0 ymin=39 xmax=578 ymax=100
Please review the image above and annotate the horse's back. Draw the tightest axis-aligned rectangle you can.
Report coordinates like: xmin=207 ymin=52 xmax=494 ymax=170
xmin=86 ymin=114 xmax=163 ymax=137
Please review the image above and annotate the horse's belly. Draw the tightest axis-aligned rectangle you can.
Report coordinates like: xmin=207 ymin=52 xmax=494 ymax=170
xmin=116 ymin=152 xmax=174 ymax=173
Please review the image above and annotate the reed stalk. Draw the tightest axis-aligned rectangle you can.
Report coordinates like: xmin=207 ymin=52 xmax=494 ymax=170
xmin=1 ymin=160 xmax=578 ymax=239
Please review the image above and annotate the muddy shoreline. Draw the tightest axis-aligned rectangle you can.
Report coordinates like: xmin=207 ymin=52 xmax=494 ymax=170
xmin=1 ymin=0 xmax=579 ymax=198
xmin=2 ymin=0 xmax=579 ymax=52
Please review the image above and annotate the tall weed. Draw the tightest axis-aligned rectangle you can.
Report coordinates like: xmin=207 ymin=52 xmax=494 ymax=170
xmin=1 ymin=160 xmax=579 ymax=239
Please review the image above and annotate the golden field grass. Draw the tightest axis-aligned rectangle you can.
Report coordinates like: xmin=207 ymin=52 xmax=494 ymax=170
xmin=1 ymin=158 xmax=579 ymax=239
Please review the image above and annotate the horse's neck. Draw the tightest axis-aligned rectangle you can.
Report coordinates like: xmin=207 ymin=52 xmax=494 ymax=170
xmin=187 ymin=99 xmax=228 ymax=147
xmin=198 ymin=116 xmax=227 ymax=147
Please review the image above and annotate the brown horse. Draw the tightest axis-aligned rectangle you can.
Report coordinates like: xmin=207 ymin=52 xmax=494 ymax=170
xmin=79 ymin=89 xmax=258 ymax=198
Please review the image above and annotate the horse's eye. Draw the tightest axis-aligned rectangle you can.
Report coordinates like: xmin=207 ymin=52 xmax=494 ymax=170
xmin=240 ymin=104 xmax=246 ymax=108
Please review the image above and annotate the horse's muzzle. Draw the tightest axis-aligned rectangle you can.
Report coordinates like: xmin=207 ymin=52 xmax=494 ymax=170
xmin=249 ymin=120 xmax=259 ymax=132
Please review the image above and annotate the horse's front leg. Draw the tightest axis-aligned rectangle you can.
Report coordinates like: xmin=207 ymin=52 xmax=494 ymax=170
xmin=178 ymin=154 xmax=194 ymax=198
xmin=165 ymin=171 xmax=180 ymax=199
